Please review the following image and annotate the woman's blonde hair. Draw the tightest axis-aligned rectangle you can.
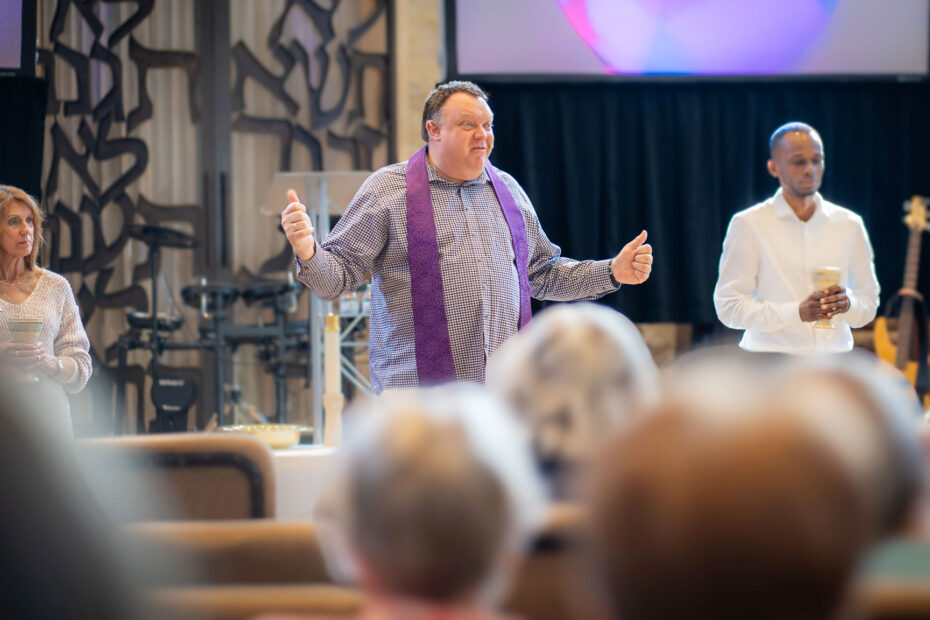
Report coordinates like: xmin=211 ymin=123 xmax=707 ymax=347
xmin=0 ymin=185 xmax=45 ymax=270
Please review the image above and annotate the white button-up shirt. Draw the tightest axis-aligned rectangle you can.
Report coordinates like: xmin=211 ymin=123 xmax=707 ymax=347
xmin=714 ymin=188 xmax=880 ymax=353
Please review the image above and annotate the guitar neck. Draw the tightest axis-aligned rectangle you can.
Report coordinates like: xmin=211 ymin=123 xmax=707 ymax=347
xmin=894 ymin=226 xmax=924 ymax=370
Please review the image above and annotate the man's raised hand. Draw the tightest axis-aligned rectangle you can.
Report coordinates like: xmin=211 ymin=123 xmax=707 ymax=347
xmin=612 ymin=230 xmax=653 ymax=285
xmin=281 ymin=189 xmax=317 ymax=260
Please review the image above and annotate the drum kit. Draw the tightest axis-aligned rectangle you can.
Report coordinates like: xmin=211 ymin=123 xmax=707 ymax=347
xmin=116 ymin=224 xmax=310 ymax=433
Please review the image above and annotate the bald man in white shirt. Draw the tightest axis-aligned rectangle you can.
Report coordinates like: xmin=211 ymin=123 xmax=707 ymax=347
xmin=714 ymin=122 xmax=880 ymax=354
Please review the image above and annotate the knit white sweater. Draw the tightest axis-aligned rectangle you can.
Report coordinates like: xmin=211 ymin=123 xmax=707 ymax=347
xmin=0 ymin=269 xmax=92 ymax=431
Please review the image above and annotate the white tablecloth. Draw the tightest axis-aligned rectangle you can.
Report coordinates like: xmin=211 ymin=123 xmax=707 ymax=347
xmin=272 ymin=445 xmax=339 ymax=520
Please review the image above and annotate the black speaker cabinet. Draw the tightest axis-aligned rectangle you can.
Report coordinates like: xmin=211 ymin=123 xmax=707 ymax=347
xmin=0 ymin=76 xmax=47 ymax=199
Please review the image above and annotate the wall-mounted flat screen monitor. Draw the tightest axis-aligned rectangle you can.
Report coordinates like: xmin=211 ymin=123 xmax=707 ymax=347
xmin=448 ymin=0 xmax=930 ymax=79
xmin=0 ymin=0 xmax=36 ymax=76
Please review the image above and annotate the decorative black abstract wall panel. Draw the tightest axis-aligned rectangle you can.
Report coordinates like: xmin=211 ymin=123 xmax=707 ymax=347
xmin=39 ymin=0 xmax=206 ymax=431
xmin=230 ymin=0 xmax=391 ymax=277
xmin=36 ymin=0 xmax=392 ymax=431
xmin=231 ymin=0 xmax=390 ymax=170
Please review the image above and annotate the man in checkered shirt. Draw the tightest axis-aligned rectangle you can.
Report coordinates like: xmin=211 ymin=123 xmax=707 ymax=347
xmin=282 ymin=81 xmax=653 ymax=393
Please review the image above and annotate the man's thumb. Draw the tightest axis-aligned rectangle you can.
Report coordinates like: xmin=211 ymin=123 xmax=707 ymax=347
xmin=629 ymin=229 xmax=647 ymax=248
xmin=287 ymin=189 xmax=300 ymax=205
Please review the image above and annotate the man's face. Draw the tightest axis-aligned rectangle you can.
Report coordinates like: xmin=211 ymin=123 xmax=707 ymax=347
xmin=767 ymin=131 xmax=825 ymax=200
xmin=426 ymin=92 xmax=494 ymax=182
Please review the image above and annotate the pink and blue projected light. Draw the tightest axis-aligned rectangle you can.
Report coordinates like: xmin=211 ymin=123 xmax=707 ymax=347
xmin=557 ymin=0 xmax=839 ymax=75
xmin=453 ymin=0 xmax=929 ymax=77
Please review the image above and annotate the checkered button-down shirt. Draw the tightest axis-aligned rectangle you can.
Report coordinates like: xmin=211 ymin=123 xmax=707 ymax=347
xmin=296 ymin=158 xmax=619 ymax=392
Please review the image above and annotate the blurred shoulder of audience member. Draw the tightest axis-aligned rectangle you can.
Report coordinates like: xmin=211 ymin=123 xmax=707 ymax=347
xmin=583 ymin=391 xmax=865 ymax=620
xmin=310 ymin=384 xmax=545 ymax=620
xmin=0 ymin=379 xmax=148 ymax=620
xmin=774 ymin=352 xmax=928 ymax=539
xmin=486 ymin=302 xmax=658 ymax=498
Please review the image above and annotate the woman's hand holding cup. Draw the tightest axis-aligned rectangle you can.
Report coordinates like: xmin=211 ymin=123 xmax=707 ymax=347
xmin=0 ymin=342 xmax=44 ymax=367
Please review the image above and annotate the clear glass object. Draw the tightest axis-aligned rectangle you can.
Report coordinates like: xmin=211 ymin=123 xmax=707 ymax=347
xmin=6 ymin=317 xmax=43 ymax=382
xmin=811 ymin=267 xmax=842 ymax=329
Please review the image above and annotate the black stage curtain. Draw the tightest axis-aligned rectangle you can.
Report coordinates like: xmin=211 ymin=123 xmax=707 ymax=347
xmin=485 ymin=81 xmax=930 ymax=325
xmin=0 ymin=76 xmax=48 ymax=199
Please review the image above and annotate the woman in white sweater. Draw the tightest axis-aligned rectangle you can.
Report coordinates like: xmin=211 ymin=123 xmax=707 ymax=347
xmin=0 ymin=185 xmax=91 ymax=434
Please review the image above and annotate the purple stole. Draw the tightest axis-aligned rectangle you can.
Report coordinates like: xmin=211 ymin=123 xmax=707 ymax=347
xmin=405 ymin=146 xmax=531 ymax=386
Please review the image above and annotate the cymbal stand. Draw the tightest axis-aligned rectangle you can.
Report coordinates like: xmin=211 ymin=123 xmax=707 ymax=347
xmin=212 ymin=289 xmax=229 ymax=427
xmin=148 ymin=240 xmax=163 ymax=375
xmin=197 ymin=281 xmax=232 ymax=427
xmin=115 ymin=238 xmax=165 ymax=433
xmin=115 ymin=332 xmax=130 ymax=434
xmin=253 ymin=289 xmax=293 ymax=423
xmin=274 ymin=290 xmax=290 ymax=423
xmin=115 ymin=238 xmax=181 ymax=432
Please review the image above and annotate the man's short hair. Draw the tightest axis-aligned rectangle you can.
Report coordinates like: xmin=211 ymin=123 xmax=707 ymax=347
xmin=421 ymin=81 xmax=489 ymax=142
xmin=769 ymin=121 xmax=821 ymax=156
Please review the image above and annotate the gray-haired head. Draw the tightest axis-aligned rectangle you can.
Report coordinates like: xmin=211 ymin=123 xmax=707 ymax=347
xmin=421 ymin=80 xmax=489 ymax=142
xmin=486 ymin=302 xmax=658 ymax=496
xmin=314 ymin=384 xmax=545 ymax=603
xmin=769 ymin=121 xmax=822 ymax=156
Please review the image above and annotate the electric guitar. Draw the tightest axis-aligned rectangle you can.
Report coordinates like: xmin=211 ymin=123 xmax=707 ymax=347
xmin=874 ymin=196 xmax=930 ymax=388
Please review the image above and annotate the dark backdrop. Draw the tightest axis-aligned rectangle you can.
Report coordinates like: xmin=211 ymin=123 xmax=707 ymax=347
xmin=484 ymin=81 xmax=930 ymax=325
xmin=0 ymin=76 xmax=47 ymax=198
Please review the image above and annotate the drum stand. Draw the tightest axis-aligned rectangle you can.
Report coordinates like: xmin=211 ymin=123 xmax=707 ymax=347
xmin=239 ymin=276 xmax=305 ymax=422
xmin=114 ymin=229 xmax=310 ymax=433
xmin=183 ymin=280 xmax=241 ymax=428
xmin=116 ymin=224 xmax=200 ymax=433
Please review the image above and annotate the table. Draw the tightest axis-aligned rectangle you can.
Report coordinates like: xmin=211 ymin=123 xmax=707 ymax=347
xmin=272 ymin=445 xmax=339 ymax=520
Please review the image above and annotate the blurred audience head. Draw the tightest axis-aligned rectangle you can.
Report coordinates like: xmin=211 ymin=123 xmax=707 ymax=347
xmin=661 ymin=346 xmax=788 ymax=423
xmin=774 ymin=352 xmax=927 ymax=538
xmin=0 ymin=379 xmax=147 ymax=620
xmin=585 ymin=393 xmax=865 ymax=620
xmin=314 ymin=384 xmax=545 ymax=607
xmin=486 ymin=302 xmax=658 ymax=496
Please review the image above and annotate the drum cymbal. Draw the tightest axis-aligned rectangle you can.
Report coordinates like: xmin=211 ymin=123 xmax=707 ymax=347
xmin=126 ymin=311 xmax=184 ymax=332
xmin=242 ymin=280 xmax=304 ymax=307
xmin=127 ymin=224 xmax=198 ymax=249
xmin=181 ymin=282 xmax=240 ymax=310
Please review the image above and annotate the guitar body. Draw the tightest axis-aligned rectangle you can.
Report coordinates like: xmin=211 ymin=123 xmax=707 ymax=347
xmin=874 ymin=316 xmax=919 ymax=385
xmin=874 ymin=196 xmax=930 ymax=403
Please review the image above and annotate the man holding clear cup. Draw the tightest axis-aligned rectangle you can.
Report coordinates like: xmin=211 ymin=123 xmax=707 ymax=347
xmin=713 ymin=122 xmax=880 ymax=353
